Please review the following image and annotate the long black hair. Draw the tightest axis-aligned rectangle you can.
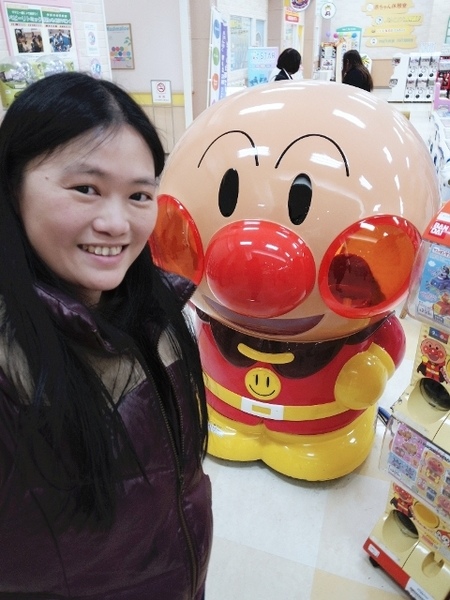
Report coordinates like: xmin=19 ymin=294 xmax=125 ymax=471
xmin=342 ymin=49 xmax=374 ymax=91
xmin=0 ymin=71 xmax=208 ymax=529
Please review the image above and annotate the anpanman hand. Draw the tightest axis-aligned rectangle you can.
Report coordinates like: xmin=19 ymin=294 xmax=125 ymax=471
xmin=334 ymin=343 xmax=395 ymax=410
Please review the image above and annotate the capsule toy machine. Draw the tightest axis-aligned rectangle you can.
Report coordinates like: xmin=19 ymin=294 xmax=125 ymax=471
xmin=364 ymin=201 xmax=450 ymax=599
xmin=150 ymin=80 xmax=439 ymax=481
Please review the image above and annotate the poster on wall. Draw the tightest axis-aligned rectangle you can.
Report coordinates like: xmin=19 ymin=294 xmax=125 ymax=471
xmin=361 ymin=0 xmax=424 ymax=51
xmin=229 ymin=15 xmax=250 ymax=72
xmin=84 ymin=22 xmax=99 ymax=57
xmin=208 ymin=8 xmax=228 ymax=106
xmin=329 ymin=0 xmax=431 ymax=59
xmin=247 ymin=47 xmax=278 ymax=86
xmin=336 ymin=26 xmax=361 ymax=52
xmin=107 ymin=23 xmax=134 ymax=70
xmin=3 ymin=2 xmax=76 ymax=58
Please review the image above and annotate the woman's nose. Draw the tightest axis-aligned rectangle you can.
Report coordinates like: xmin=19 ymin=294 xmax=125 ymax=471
xmin=92 ymin=199 xmax=131 ymax=236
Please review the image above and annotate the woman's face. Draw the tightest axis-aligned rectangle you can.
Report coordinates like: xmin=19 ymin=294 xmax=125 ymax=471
xmin=19 ymin=124 xmax=158 ymax=304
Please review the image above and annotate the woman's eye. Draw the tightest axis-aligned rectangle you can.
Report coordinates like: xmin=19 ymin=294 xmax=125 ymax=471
xmin=74 ymin=185 xmax=96 ymax=195
xmin=130 ymin=192 xmax=152 ymax=202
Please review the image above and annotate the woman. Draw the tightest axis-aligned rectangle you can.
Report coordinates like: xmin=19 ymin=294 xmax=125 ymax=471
xmin=0 ymin=71 xmax=212 ymax=599
xmin=272 ymin=47 xmax=302 ymax=81
xmin=341 ymin=49 xmax=373 ymax=92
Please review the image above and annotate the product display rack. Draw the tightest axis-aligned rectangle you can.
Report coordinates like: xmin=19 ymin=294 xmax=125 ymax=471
xmin=364 ymin=203 xmax=450 ymax=600
xmin=389 ymin=52 xmax=441 ymax=103
xmin=437 ymin=54 xmax=450 ymax=100
xmin=428 ymin=109 xmax=450 ymax=205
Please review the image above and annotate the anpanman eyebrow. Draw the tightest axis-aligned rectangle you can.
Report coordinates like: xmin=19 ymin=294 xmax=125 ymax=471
xmin=197 ymin=130 xmax=259 ymax=167
xmin=275 ymin=133 xmax=349 ymax=176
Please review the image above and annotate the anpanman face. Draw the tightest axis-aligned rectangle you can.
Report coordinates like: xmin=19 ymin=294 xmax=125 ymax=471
xmin=153 ymin=81 xmax=439 ymax=341
xmin=20 ymin=125 xmax=158 ymax=304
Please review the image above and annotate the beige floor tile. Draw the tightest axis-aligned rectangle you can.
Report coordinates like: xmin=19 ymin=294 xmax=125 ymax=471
xmin=206 ymin=537 xmax=315 ymax=600
xmin=206 ymin=460 xmax=329 ymax=566
xmin=310 ymin=569 xmax=408 ymax=599
xmin=315 ymin=473 xmax=394 ymax=590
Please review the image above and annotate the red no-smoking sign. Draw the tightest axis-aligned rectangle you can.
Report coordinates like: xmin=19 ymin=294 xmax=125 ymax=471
xmin=151 ymin=80 xmax=172 ymax=104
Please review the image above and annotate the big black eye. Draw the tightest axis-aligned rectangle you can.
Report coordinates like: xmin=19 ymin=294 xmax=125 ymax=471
xmin=218 ymin=168 xmax=239 ymax=217
xmin=288 ymin=173 xmax=312 ymax=225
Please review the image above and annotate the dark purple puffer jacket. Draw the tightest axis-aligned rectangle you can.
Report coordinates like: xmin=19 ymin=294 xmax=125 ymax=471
xmin=0 ymin=277 xmax=212 ymax=599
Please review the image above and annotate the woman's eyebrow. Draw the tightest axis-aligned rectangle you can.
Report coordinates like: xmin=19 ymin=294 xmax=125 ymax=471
xmin=64 ymin=163 xmax=157 ymax=185
xmin=63 ymin=162 xmax=104 ymax=176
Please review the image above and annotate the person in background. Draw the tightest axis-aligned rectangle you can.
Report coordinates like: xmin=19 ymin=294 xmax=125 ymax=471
xmin=0 ymin=71 xmax=212 ymax=599
xmin=341 ymin=49 xmax=374 ymax=92
xmin=271 ymin=47 xmax=302 ymax=81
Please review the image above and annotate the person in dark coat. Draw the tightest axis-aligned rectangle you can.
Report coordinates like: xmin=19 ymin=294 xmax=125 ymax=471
xmin=341 ymin=49 xmax=374 ymax=92
xmin=0 ymin=71 xmax=212 ymax=599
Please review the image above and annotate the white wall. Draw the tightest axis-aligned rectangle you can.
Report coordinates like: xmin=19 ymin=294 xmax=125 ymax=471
xmin=104 ymin=0 xmax=183 ymax=92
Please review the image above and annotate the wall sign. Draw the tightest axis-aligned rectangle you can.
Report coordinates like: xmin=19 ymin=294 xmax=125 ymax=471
xmin=107 ymin=23 xmax=134 ymax=70
xmin=289 ymin=0 xmax=311 ymax=10
xmin=2 ymin=1 xmax=76 ymax=57
xmin=151 ymin=79 xmax=172 ymax=104
xmin=321 ymin=3 xmax=336 ymax=19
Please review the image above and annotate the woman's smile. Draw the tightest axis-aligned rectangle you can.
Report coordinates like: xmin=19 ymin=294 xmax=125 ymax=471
xmin=80 ymin=244 xmax=126 ymax=257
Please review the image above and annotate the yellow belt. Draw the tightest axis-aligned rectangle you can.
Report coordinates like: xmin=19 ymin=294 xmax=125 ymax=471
xmin=203 ymin=372 xmax=348 ymax=422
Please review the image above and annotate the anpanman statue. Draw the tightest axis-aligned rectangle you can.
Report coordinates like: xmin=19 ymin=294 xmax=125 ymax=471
xmin=151 ymin=80 xmax=439 ymax=480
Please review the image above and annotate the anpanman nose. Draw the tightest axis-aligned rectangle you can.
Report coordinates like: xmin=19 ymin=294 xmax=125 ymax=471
xmin=205 ymin=220 xmax=315 ymax=318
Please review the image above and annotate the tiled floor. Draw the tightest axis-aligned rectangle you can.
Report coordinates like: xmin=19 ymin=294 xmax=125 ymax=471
xmin=203 ymin=90 xmax=437 ymax=600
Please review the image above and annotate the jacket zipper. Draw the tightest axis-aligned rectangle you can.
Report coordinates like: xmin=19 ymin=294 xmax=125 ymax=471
xmin=165 ymin=364 xmax=199 ymax=596
xmin=145 ymin=359 xmax=199 ymax=598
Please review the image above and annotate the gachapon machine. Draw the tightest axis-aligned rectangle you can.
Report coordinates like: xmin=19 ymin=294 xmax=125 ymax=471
xmin=364 ymin=201 xmax=450 ymax=599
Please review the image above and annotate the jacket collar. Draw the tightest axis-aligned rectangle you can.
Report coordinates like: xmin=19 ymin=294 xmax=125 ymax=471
xmin=34 ymin=283 xmax=116 ymax=352
xmin=34 ymin=270 xmax=196 ymax=352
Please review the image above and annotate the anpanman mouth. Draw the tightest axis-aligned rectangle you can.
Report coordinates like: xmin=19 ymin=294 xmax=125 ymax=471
xmin=80 ymin=245 xmax=123 ymax=256
xmin=204 ymin=295 xmax=324 ymax=335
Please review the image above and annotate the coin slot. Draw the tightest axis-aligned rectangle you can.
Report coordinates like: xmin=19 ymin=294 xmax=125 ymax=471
xmin=422 ymin=552 xmax=444 ymax=577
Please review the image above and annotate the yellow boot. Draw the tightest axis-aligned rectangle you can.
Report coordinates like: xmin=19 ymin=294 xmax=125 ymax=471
xmin=207 ymin=406 xmax=265 ymax=462
xmin=207 ymin=404 xmax=377 ymax=481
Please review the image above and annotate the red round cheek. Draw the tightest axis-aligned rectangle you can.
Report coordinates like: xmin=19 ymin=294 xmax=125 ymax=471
xmin=149 ymin=194 xmax=204 ymax=285
xmin=318 ymin=215 xmax=421 ymax=318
